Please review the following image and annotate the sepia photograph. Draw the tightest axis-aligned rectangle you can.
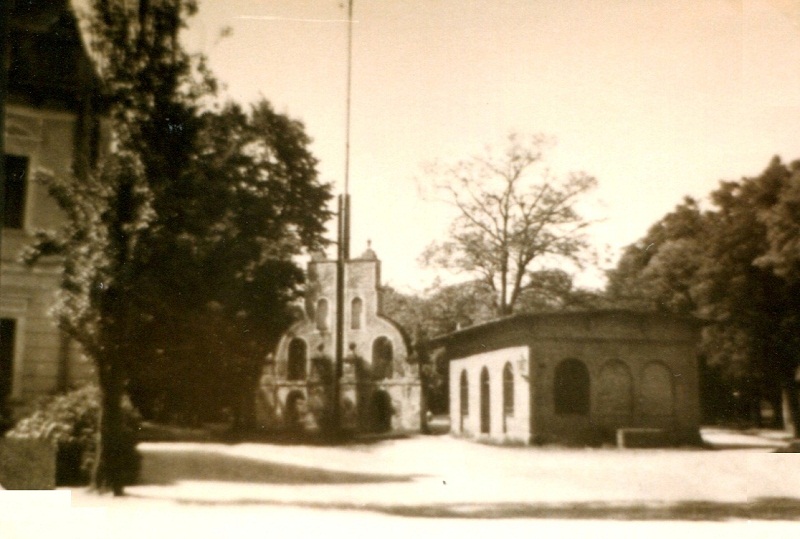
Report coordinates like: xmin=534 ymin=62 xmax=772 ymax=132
xmin=2 ymin=0 xmax=800 ymax=537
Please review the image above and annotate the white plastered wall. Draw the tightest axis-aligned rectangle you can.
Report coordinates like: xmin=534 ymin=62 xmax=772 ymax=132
xmin=449 ymin=346 xmax=530 ymax=443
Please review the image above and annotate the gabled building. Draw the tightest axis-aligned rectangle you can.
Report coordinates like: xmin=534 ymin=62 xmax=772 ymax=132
xmin=2 ymin=0 xmax=102 ymax=416
xmin=255 ymin=245 xmax=421 ymax=434
xmin=431 ymin=310 xmax=702 ymax=446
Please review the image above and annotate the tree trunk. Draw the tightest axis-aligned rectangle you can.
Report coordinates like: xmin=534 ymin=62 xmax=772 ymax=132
xmin=781 ymin=379 xmax=800 ymax=439
xmin=232 ymin=366 xmax=259 ymax=435
xmin=92 ymin=357 xmax=126 ymax=496
xmin=766 ymin=392 xmax=782 ymax=429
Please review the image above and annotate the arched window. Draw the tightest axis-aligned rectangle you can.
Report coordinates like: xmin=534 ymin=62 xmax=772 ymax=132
xmin=350 ymin=297 xmax=363 ymax=330
xmin=641 ymin=362 xmax=675 ymax=419
xmin=3 ymin=155 xmax=28 ymax=229
xmin=459 ymin=370 xmax=468 ymax=432
xmin=554 ymin=358 xmax=590 ymax=416
xmin=502 ymin=362 xmax=514 ymax=433
xmin=287 ymin=338 xmax=307 ymax=381
xmin=597 ymin=360 xmax=633 ymax=418
xmin=372 ymin=336 xmax=393 ymax=379
xmin=315 ymin=298 xmax=329 ymax=332
xmin=480 ymin=367 xmax=490 ymax=434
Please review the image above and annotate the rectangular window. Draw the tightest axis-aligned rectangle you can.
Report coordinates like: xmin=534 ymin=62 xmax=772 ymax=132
xmin=3 ymin=154 xmax=29 ymax=229
xmin=0 ymin=318 xmax=16 ymax=401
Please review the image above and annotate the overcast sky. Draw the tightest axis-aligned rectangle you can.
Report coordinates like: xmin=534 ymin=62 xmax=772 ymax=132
xmin=184 ymin=0 xmax=800 ymax=292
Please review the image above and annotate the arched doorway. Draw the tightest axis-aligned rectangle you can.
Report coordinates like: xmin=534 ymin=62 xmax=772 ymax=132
xmin=459 ymin=370 xmax=468 ymax=433
xmin=372 ymin=336 xmax=393 ymax=379
xmin=502 ymin=362 xmax=514 ymax=433
xmin=285 ymin=390 xmax=306 ymax=432
xmin=480 ymin=367 xmax=490 ymax=434
xmin=554 ymin=358 xmax=590 ymax=415
xmin=371 ymin=390 xmax=393 ymax=433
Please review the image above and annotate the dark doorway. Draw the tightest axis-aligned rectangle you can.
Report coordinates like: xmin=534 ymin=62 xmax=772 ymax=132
xmin=285 ymin=390 xmax=306 ymax=432
xmin=371 ymin=390 xmax=392 ymax=433
xmin=480 ymin=367 xmax=490 ymax=434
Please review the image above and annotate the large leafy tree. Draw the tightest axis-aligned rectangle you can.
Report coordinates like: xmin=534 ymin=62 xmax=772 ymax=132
xmin=514 ymin=268 xmax=608 ymax=313
xmin=24 ymin=1 xmax=331 ymax=494
xmin=606 ymin=197 xmax=705 ymax=314
xmin=421 ymin=133 xmax=597 ymax=316
xmin=606 ymin=158 xmax=800 ymax=434
xmin=126 ymin=100 xmax=330 ymax=428
xmin=694 ymin=158 xmax=800 ymax=433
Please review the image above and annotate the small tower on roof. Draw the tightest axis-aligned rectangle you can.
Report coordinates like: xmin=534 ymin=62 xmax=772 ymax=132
xmin=360 ymin=240 xmax=377 ymax=260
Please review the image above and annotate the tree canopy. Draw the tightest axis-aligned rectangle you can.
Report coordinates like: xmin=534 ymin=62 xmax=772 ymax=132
xmin=606 ymin=157 xmax=800 ymax=434
xmin=421 ymin=133 xmax=598 ymax=316
xmin=23 ymin=0 xmax=332 ymax=493
xmin=606 ymin=196 xmax=705 ymax=314
xmin=123 ymin=99 xmax=331 ymax=427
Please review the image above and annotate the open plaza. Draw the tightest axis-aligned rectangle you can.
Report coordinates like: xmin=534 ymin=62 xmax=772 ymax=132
xmin=2 ymin=427 xmax=796 ymax=538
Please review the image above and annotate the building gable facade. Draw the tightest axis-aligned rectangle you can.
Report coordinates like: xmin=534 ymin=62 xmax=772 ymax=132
xmin=255 ymin=246 xmax=421 ymax=435
xmin=2 ymin=1 xmax=102 ymax=417
xmin=435 ymin=310 xmax=702 ymax=446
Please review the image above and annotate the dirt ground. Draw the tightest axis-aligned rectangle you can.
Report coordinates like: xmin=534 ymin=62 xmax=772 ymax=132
xmin=2 ymin=428 xmax=799 ymax=538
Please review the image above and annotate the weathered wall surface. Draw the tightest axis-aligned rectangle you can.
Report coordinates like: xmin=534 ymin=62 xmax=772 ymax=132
xmin=2 ymin=5 xmax=102 ymax=413
xmin=439 ymin=311 xmax=702 ymax=446
xmin=2 ymin=106 xmax=95 ymax=410
xmin=257 ymin=252 xmax=420 ymax=435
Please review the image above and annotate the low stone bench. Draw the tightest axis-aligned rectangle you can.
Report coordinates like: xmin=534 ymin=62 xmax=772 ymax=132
xmin=774 ymin=440 xmax=800 ymax=453
xmin=0 ymin=438 xmax=57 ymax=490
xmin=616 ymin=428 xmax=672 ymax=449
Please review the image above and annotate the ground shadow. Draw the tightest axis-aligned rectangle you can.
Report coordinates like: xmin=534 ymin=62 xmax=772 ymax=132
xmin=373 ymin=497 xmax=800 ymax=520
xmin=233 ymin=431 xmax=413 ymax=446
xmin=140 ymin=421 xmax=413 ymax=447
xmin=137 ymin=448 xmax=417 ymax=486
xmin=703 ymin=442 xmax=787 ymax=450
xmin=173 ymin=497 xmax=800 ymax=521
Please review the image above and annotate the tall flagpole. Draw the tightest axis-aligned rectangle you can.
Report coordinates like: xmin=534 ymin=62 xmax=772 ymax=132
xmin=332 ymin=0 xmax=354 ymax=435
xmin=344 ymin=0 xmax=353 ymax=200
xmin=343 ymin=0 xmax=353 ymax=261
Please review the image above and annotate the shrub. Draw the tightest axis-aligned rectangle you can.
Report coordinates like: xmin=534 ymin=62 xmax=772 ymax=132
xmin=6 ymin=385 xmax=141 ymax=485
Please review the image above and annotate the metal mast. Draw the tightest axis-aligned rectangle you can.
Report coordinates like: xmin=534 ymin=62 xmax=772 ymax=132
xmin=332 ymin=0 xmax=354 ymax=434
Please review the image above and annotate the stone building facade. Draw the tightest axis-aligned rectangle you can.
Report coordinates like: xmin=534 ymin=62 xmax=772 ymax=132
xmin=432 ymin=310 xmax=702 ymax=446
xmin=255 ymin=246 xmax=421 ymax=435
xmin=2 ymin=1 xmax=101 ymax=416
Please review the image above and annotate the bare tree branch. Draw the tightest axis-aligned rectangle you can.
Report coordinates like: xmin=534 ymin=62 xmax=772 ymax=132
xmin=420 ymin=133 xmax=597 ymax=315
